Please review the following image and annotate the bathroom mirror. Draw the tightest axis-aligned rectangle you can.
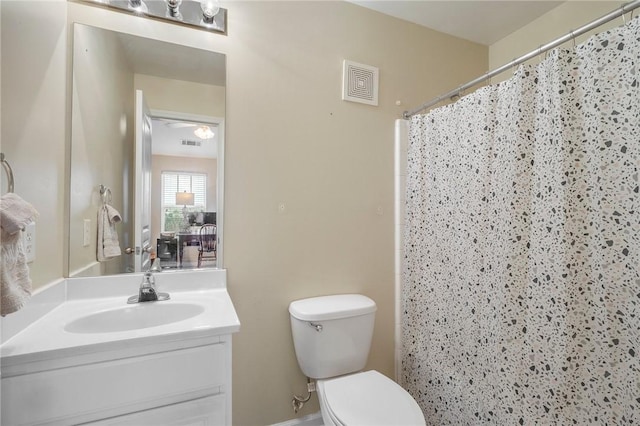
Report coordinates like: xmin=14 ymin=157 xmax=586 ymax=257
xmin=68 ymin=23 xmax=225 ymax=277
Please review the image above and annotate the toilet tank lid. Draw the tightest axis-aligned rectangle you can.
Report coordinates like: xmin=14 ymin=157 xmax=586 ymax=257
xmin=289 ymin=294 xmax=376 ymax=321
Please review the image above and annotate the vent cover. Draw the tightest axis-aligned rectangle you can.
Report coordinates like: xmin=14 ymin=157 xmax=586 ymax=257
xmin=181 ymin=139 xmax=202 ymax=147
xmin=342 ymin=60 xmax=379 ymax=106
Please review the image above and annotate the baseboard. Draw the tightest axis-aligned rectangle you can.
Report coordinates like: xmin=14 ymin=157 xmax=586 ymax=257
xmin=270 ymin=412 xmax=323 ymax=426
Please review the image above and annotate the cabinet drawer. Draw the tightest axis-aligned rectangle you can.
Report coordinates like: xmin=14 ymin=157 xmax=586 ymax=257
xmin=2 ymin=343 xmax=227 ymax=425
xmin=85 ymin=394 xmax=226 ymax=426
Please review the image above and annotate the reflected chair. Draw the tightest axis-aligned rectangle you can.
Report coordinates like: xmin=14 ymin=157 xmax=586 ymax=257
xmin=197 ymin=224 xmax=217 ymax=268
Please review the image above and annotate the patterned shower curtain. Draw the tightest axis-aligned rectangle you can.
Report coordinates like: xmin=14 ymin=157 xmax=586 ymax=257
xmin=402 ymin=18 xmax=639 ymax=424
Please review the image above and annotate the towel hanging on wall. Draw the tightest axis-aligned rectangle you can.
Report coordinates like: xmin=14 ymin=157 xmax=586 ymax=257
xmin=97 ymin=203 xmax=122 ymax=262
xmin=0 ymin=193 xmax=39 ymax=316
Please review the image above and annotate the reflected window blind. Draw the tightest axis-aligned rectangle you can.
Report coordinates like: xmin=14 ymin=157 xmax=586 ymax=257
xmin=161 ymin=172 xmax=207 ymax=207
xmin=161 ymin=172 xmax=207 ymax=232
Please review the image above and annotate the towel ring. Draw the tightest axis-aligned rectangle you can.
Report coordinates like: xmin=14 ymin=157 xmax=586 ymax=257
xmin=1 ymin=152 xmax=15 ymax=193
xmin=99 ymin=184 xmax=112 ymax=204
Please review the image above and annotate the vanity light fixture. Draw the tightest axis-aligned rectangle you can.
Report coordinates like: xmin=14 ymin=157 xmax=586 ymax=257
xmin=78 ymin=0 xmax=227 ymax=35
xmin=194 ymin=125 xmax=215 ymax=140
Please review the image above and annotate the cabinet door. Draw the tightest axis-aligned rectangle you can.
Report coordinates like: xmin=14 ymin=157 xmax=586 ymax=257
xmin=86 ymin=394 xmax=225 ymax=426
xmin=2 ymin=343 xmax=226 ymax=425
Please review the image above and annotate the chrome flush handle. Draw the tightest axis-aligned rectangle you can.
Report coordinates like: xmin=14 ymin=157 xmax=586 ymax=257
xmin=309 ymin=322 xmax=323 ymax=332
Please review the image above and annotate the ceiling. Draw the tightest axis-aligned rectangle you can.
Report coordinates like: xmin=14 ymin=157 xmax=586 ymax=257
xmin=348 ymin=1 xmax=565 ymax=45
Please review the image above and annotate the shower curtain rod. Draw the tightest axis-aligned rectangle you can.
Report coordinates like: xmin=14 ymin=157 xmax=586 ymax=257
xmin=403 ymin=0 xmax=640 ymax=119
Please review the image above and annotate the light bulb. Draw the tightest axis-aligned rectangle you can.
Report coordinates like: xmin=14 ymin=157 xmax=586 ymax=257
xmin=200 ymin=0 xmax=220 ymax=23
xmin=165 ymin=0 xmax=182 ymax=20
xmin=128 ymin=0 xmax=148 ymax=13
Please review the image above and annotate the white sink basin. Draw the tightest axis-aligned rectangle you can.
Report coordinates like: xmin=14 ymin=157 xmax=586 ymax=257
xmin=64 ymin=302 xmax=205 ymax=334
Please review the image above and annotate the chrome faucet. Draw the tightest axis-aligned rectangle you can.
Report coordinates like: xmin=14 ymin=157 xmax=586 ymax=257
xmin=127 ymin=260 xmax=170 ymax=304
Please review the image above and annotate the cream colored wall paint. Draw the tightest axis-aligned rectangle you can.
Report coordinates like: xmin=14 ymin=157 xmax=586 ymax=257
xmin=134 ymin=74 xmax=225 ymax=118
xmin=489 ymin=1 xmax=625 ymax=82
xmin=4 ymin=1 xmax=487 ymax=424
xmin=224 ymin=2 xmax=485 ymax=424
xmin=151 ymin=155 xmax=217 ymax=245
xmin=0 ymin=1 xmax=67 ymax=290
xmin=69 ymin=24 xmax=134 ymax=277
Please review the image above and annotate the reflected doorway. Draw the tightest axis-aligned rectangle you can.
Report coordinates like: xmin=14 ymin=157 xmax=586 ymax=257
xmin=150 ymin=111 xmax=222 ymax=271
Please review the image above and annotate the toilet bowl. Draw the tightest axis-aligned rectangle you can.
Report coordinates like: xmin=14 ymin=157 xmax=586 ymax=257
xmin=289 ymin=294 xmax=425 ymax=426
xmin=317 ymin=370 xmax=425 ymax=426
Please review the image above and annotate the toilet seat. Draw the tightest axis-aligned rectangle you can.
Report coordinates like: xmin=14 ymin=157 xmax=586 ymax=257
xmin=317 ymin=370 xmax=425 ymax=426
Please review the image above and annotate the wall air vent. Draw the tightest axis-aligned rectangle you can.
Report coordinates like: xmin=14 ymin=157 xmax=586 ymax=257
xmin=181 ymin=139 xmax=202 ymax=147
xmin=342 ymin=60 xmax=379 ymax=106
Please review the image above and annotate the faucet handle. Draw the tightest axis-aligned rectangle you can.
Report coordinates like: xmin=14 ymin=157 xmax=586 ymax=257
xmin=127 ymin=269 xmax=169 ymax=304
xmin=137 ymin=272 xmax=158 ymax=302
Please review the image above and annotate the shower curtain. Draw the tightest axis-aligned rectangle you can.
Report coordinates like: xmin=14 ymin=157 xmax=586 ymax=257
xmin=402 ymin=18 xmax=639 ymax=424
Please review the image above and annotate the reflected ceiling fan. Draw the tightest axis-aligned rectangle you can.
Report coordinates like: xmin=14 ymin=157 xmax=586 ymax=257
xmin=159 ymin=119 xmax=215 ymax=139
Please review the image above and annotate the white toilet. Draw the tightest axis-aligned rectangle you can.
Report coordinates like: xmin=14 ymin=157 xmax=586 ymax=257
xmin=289 ymin=294 xmax=425 ymax=426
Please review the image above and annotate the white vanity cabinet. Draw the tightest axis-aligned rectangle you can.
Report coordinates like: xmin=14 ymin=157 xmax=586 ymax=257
xmin=1 ymin=271 xmax=240 ymax=426
xmin=83 ymin=336 xmax=233 ymax=426
xmin=2 ymin=334 xmax=234 ymax=426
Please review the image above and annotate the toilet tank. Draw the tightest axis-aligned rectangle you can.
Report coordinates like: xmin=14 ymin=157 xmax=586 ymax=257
xmin=289 ymin=294 xmax=377 ymax=379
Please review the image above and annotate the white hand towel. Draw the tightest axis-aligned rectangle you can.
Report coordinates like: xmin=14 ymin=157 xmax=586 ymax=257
xmin=97 ymin=204 xmax=122 ymax=261
xmin=0 ymin=193 xmax=39 ymax=316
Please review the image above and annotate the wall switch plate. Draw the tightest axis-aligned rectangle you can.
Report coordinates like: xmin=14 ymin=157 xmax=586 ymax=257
xmin=24 ymin=222 xmax=36 ymax=263
xmin=83 ymin=219 xmax=91 ymax=247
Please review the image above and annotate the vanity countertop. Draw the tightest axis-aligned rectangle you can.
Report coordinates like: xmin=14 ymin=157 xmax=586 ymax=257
xmin=1 ymin=269 xmax=240 ymax=376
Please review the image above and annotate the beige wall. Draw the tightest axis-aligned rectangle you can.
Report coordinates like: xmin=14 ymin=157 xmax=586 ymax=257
xmin=69 ymin=23 xmax=134 ymax=277
xmin=2 ymin=1 xmax=488 ymax=425
xmin=224 ymin=3 xmax=486 ymax=424
xmin=1 ymin=1 xmax=67 ymax=287
xmin=489 ymin=1 xmax=625 ymax=82
xmin=134 ymin=74 xmax=225 ymax=118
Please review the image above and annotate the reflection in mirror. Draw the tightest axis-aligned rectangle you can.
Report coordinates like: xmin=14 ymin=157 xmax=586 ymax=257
xmin=69 ymin=24 xmax=225 ymax=278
